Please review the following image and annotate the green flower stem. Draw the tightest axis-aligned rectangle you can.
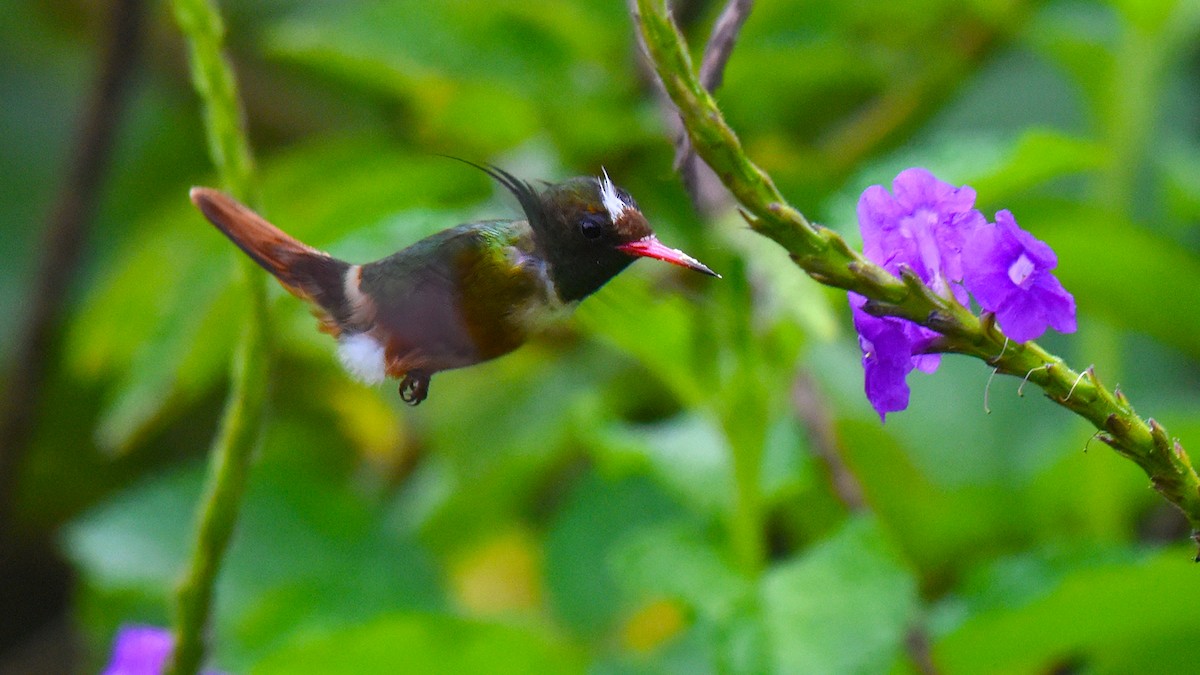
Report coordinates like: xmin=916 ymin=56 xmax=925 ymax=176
xmin=167 ymin=0 xmax=268 ymax=673
xmin=634 ymin=0 xmax=1200 ymax=547
xmin=729 ymin=445 xmax=764 ymax=574
xmin=719 ymin=378 xmax=770 ymax=575
xmin=171 ymin=0 xmax=255 ymax=201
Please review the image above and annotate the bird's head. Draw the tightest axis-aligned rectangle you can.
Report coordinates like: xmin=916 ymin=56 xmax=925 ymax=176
xmin=471 ymin=164 xmax=718 ymax=302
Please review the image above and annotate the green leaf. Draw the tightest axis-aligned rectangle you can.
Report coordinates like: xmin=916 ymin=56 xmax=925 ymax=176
xmin=414 ymin=345 xmax=616 ymax=553
xmin=716 ymin=212 xmax=840 ymax=343
xmin=64 ymin=467 xmax=199 ymax=590
xmin=1109 ymin=0 xmax=1177 ymax=31
xmin=808 ymin=403 xmax=1007 ymax=579
xmin=65 ymin=417 xmax=444 ymax=669
xmin=575 ymin=273 xmax=705 ymax=407
xmin=602 ymin=525 xmax=766 ymax=670
xmin=544 ymin=472 xmax=687 ymax=638
xmin=592 ymin=414 xmax=734 ymax=516
xmin=1162 ymin=145 xmax=1200 ymax=225
xmin=1028 ymin=4 xmax=1116 ymax=112
xmin=967 ymin=129 xmax=1110 ymax=206
xmin=610 ymin=523 xmax=752 ymax=622
xmin=759 ymin=517 xmax=920 ymax=674
xmin=263 ymin=1 xmax=634 ymax=155
xmin=94 ymin=271 xmax=244 ymax=452
xmin=935 ymin=545 xmax=1200 ymax=673
xmin=251 ymin=613 xmax=583 ymax=675
xmin=1034 ymin=201 xmax=1200 ymax=359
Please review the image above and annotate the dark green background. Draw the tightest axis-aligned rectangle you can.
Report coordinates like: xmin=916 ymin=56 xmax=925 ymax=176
xmin=3 ymin=0 xmax=1200 ymax=672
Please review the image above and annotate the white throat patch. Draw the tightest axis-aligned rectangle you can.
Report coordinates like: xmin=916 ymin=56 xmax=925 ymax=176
xmin=598 ymin=168 xmax=630 ymax=222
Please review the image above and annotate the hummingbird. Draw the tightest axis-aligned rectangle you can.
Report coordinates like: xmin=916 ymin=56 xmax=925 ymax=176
xmin=190 ymin=164 xmax=718 ymax=405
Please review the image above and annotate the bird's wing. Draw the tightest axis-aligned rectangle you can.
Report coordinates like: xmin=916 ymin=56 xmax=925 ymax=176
xmin=358 ymin=221 xmax=543 ymax=374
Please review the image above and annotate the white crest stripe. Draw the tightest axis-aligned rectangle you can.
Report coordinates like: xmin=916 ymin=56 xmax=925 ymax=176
xmin=599 ymin=167 xmax=629 ymax=221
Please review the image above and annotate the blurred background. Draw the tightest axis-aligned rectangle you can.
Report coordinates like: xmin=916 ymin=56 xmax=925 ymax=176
xmin=3 ymin=0 xmax=1200 ymax=672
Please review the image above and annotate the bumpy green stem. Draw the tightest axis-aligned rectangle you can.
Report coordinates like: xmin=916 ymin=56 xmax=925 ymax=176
xmin=167 ymin=0 xmax=269 ymax=673
xmin=633 ymin=0 xmax=1200 ymax=548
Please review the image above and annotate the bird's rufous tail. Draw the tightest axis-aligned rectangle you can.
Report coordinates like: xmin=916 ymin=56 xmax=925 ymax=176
xmin=190 ymin=187 xmax=352 ymax=333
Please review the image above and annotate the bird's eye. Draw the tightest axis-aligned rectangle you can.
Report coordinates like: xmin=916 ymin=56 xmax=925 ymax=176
xmin=580 ymin=214 xmax=605 ymax=240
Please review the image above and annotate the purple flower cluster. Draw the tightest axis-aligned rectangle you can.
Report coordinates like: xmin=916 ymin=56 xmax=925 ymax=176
xmin=852 ymin=168 xmax=1076 ymax=420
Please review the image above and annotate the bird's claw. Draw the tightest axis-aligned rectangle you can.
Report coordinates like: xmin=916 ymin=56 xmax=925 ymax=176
xmin=399 ymin=370 xmax=430 ymax=406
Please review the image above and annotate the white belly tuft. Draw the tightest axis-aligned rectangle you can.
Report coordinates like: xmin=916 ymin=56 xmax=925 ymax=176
xmin=337 ymin=333 xmax=387 ymax=384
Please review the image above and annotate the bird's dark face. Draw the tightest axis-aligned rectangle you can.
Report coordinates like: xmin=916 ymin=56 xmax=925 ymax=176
xmin=535 ymin=173 xmax=718 ymax=302
xmin=542 ymin=175 xmax=649 ymax=249
xmin=457 ymin=162 xmax=717 ymax=302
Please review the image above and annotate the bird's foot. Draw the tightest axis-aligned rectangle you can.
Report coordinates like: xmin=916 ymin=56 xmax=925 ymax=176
xmin=399 ymin=370 xmax=430 ymax=406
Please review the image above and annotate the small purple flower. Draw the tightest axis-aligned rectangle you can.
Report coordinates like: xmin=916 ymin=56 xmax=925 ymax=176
xmin=851 ymin=294 xmax=942 ymax=420
xmin=102 ymin=625 xmax=174 ymax=675
xmin=963 ymin=210 xmax=1076 ymax=342
xmin=850 ymin=169 xmax=1079 ymax=420
xmin=858 ymin=167 xmax=985 ymax=303
xmin=851 ymin=298 xmax=913 ymax=419
xmin=852 ymin=168 xmax=985 ymax=418
xmin=102 ymin=625 xmax=224 ymax=675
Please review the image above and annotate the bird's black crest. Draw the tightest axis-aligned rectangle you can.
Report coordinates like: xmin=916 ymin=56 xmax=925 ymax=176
xmin=439 ymin=156 xmax=549 ymax=234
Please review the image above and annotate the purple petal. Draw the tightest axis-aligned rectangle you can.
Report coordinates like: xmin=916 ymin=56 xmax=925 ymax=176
xmin=102 ymin=626 xmax=225 ymax=675
xmin=852 ymin=297 xmax=919 ymax=420
xmin=998 ymin=210 xmax=1056 ymax=268
xmin=859 ymin=323 xmax=913 ymax=420
xmin=992 ymin=291 xmax=1048 ymax=343
xmin=858 ymin=169 xmax=987 ymax=292
xmin=891 ymin=168 xmax=941 ymax=211
xmin=102 ymin=626 xmax=174 ymax=675
xmin=890 ymin=168 xmax=980 ymax=226
xmin=1033 ymin=273 xmax=1077 ymax=334
xmin=942 ymin=185 xmax=981 ymax=219
xmin=943 ymin=205 xmax=988 ymax=302
xmin=963 ymin=211 xmax=1076 ymax=342
xmin=911 ymin=352 xmax=942 ymax=374
xmin=857 ymin=184 xmax=901 ymax=237
xmin=965 ymin=268 xmax=1015 ymax=313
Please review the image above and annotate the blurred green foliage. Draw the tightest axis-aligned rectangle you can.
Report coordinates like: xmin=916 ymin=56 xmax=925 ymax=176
xmin=5 ymin=0 xmax=1200 ymax=672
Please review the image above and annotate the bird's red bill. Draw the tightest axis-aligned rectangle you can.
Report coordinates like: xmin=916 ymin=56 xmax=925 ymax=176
xmin=617 ymin=236 xmax=720 ymax=278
